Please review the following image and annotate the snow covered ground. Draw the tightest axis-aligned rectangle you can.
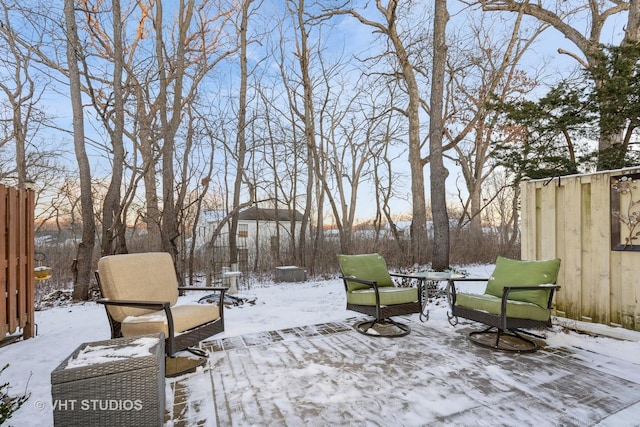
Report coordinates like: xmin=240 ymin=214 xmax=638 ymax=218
xmin=2 ymin=263 xmax=640 ymax=426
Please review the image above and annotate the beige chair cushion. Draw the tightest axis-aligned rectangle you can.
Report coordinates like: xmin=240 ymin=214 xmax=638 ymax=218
xmin=97 ymin=252 xmax=179 ymax=322
xmin=121 ymin=304 xmax=221 ymax=337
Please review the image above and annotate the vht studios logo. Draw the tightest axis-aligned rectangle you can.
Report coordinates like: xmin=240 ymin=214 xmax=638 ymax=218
xmin=52 ymin=399 xmax=143 ymax=411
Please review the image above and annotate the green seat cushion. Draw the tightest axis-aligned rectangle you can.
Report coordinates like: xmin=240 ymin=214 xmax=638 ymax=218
xmin=337 ymin=253 xmax=394 ymax=292
xmin=347 ymin=287 xmax=419 ymax=306
xmin=485 ymin=256 xmax=561 ymax=307
xmin=456 ymin=293 xmax=550 ymax=322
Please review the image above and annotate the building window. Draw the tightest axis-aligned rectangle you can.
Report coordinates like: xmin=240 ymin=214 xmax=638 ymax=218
xmin=238 ymin=224 xmax=248 ymax=237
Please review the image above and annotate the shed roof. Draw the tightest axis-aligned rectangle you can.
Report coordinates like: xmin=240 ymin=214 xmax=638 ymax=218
xmin=238 ymin=207 xmax=304 ymax=222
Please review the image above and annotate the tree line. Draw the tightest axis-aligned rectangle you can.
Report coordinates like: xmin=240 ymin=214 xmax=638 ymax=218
xmin=0 ymin=0 xmax=638 ymax=299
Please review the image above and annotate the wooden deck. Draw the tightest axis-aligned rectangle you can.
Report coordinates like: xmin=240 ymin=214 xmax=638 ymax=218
xmin=166 ymin=318 xmax=640 ymax=426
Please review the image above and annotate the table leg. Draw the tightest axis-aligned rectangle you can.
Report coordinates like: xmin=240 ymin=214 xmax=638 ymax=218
xmin=445 ymin=279 xmax=458 ymax=326
xmin=419 ymin=279 xmax=433 ymax=322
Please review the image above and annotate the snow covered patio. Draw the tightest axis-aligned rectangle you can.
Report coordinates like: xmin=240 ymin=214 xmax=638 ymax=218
xmin=4 ymin=271 xmax=640 ymax=426
xmin=166 ymin=316 xmax=640 ymax=426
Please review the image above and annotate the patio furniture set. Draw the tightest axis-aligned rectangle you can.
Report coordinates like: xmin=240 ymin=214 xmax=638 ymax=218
xmin=51 ymin=251 xmax=561 ymax=425
xmin=337 ymin=253 xmax=561 ymax=352
xmin=51 ymin=251 xmax=228 ymax=426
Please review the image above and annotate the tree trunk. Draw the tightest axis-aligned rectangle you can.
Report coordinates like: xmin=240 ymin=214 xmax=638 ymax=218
xmin=386 ymin=1 xmax=429 ymax=264
xmin=101 ymin=0 xmax=126 ymax=256
xmin=292 ymin=0 xmax=315 ymax=267
xmin=230 ymin=0 xmax=253 ymax=266
xmin=64 ymin=0 xmax=95 ymax=301
xmin=430 ymin=0 xmax=450 ymax=271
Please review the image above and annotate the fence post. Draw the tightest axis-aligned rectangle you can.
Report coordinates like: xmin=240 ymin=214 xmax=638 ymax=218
xmin=0 ymin=185 xmax=6 ymax=339
xmin=23 ymin=185 xmax=35 ymax=339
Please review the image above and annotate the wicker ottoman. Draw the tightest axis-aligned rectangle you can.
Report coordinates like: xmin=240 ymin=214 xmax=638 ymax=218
xmin=51 ymin=333 xmax=165 ymax=427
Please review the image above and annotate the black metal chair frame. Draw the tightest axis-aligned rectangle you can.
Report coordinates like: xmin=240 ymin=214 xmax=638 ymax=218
xmin=447 ymin=280 xmax=560 ymax=352
xmin=340 ymin=274 xmax=423 ymax=337
xmin=95 ymin=271 xmax=227 ymax=357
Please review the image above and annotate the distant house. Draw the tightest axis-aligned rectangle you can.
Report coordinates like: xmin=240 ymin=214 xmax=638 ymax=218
xmin=194 ymin=206 xmax=304 ymax=269
xmin=236 ymin=207 xmax=304 ymax=250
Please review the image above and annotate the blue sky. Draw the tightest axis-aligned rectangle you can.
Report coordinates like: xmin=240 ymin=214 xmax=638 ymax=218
xmin=1 ymin=0 xmax=632 ymax=222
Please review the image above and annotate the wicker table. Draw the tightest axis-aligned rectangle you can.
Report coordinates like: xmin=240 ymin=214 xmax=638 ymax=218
xmin=51 ymin=333 xmax=165 ymax=427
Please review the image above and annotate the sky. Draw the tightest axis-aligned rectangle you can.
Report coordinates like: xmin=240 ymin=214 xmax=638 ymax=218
xmin=2 ymin=263 xmax=640 ymax=426
xmin=1 ymin=1 xmax=632 ymax=224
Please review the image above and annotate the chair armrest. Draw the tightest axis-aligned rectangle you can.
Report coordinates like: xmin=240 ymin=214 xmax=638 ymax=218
xmin=340 ymin=275 xmax=377 ymax=287
xmin=340 ymin=275 xmax=383 ymax=308
xmin=96 ymin=298 xmax=170 ymax=311
xmin=97 ymin=298 xmax=176 ymax=342
xmin=389 ymin=273 xmax=421 ymax=281
xmin=503 ymin=285 xmax=560 ymax=292
xmin=500 ymin=285 xmax=560 ymax=329
xmin=447 ymin=278 xmax=491 ymax=303
xmin=389 ymin=273 xmax=424 ymax=288
xmin=178 ymin=286 xmax=227 ymax=322
xmin=502 ymin=285 xmax=561 ymax=308
xmin=178 ymin=286 xmax=228 ymax=292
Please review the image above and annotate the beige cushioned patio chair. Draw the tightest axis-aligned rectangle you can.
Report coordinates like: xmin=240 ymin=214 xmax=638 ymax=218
xmin=96 ymin=252 xmax=227 ymax=375
xmin=447 ymin=256 xmax=561 ymax=352
xmin=337 ymin=253 xmax=422 ymax=337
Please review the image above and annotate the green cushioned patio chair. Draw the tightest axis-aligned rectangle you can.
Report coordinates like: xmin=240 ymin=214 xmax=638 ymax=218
xmin=337 ymin=253 xmax=422 ymax=337
xmin=447 ymin=256 xmax=561 ymax=352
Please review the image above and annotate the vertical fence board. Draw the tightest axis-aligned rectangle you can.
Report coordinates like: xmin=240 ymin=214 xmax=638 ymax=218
xmin=0 ymin=186 xmax=6 ymax=338
xmin=539 ymin=182 xmax=558 ymax=259
xmin=17 ymin=188 xmax=26 ymax=330
xmin=24 ymin=189 xmax=35 ymax=338
xmin=590 ymin=174 xmax=612 ymax=325
xmin=557 ymin=178 xmax=582 ymax=319
xmin=519 ymin=179 xmax=536 ymax=259
xmin=609 ymin=251 xmax=624 ymax=327
xmin=7 ymin=187 xmax=18 ymax=334
xmin=618 ymin=252 xmax=638 ymax=329
xmin=554 ymin=183 xmax=566 ymax=317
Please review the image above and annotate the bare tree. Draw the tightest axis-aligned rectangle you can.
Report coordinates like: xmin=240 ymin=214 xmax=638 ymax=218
xmin=324 ymin=1 xmax=429 ymax=264
xmin=429 ymin=0 xmax=449 ymax=270
xmin=63 ymin=0 xmax=95 ymax=300
xmin=229 ymin=0 xmax=256 ymax=268
xmin=0 ymin=3 xmax=65 ymax=193
xmin=446 ymin=10 xmax=544 ymax=247
xmin=0 ymin=16 xmax=34 ymax=187
xmin=321 ymin=88 xmax=373 ymax=253
xmin=317 ymin=73 xmax=401 ymax=255
xmin=365 ymin=78 xmax=412 ymax=255
xmin=73 ymin=0 xmax=129 ymax=256
xmin=76 ymin=0 xmax=236 ymax=265
xmin=285 ymin=0 xmax=318 ymax=267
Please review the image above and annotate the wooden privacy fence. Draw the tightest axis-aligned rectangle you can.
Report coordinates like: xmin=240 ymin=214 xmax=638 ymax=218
xmin=1 ymin=183 xmax=35 ymax=340
xmin=520 ymin=167 xmax=640 ymax=332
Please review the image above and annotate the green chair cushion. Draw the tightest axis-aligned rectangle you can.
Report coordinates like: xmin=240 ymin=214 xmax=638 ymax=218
xmin=484 ymin=256 xmax=561 ymax=308
xmin=456 ymin=293 xmax=551 ymax=322
xmin=347 ymin=287 xmax=419 ymax=306
xmin=337 ymin=253 xmax=394 ymax=292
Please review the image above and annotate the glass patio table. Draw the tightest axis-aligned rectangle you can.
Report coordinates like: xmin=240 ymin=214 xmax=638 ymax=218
xmin=408 ymin=272 xmax=467 ymax=321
